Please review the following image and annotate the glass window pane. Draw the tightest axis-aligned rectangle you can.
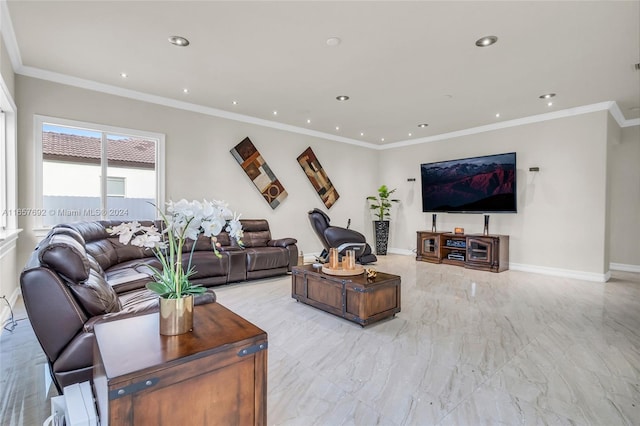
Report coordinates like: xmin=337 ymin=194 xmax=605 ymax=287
xmin=106 ymin=134 xmax=157 ymax=221
xmin=42 ymin=124 xmax=102 ymax=226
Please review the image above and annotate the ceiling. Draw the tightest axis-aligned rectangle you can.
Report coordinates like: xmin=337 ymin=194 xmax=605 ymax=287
xmin=3 ymin=1 xmax=640 ymax=146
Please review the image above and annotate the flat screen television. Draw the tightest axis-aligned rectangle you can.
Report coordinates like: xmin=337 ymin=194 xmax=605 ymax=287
xmin=421 ymin=152 xmax=517 ymax=213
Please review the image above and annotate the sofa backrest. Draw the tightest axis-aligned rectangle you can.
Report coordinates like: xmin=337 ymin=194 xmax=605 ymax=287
xmin=35 ymin=228 xmax=122 ymax=317
xmin=58 ymin=221 xmax=156 ymax=271
xmin=240 ymin=219 xmax=271 ymax=247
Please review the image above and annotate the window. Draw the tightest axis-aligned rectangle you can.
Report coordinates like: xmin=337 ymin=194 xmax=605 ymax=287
xmin=35 ymin=116 xmax=165 ymax=227
xmin=0 ymin=80 xmax=17 ymax=233
xmin=0 ymin=110 xmax=6 ymax=229
xmin=106 ymin=177 xmax=126 ymax=197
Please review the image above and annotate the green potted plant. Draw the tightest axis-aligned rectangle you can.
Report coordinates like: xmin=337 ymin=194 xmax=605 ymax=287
xmin=109 ymin=199 xmax=243 ymax=335
xmin=366 ymin=185 xmax=399 ymax=255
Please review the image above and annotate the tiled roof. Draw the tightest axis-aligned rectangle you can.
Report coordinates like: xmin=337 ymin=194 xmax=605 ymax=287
xmin=42 ymin=132 xmax=156 ymax=166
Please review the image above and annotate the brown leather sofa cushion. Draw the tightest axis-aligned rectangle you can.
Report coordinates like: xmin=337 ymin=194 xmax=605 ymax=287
xmin=67 ymin=267 xmax=122 ymax=316
xmin=245 ymin=247 xmax=290 ymax=271
xmin=105 ymin=258 xmax=160 ymax=294
xmin=38 ymin=233 xmax=90 ymax=282
xmin=85 ymin=239 xmax=119 ymax=271
xmin=243 ymin=230 xmax=270 ymax=247
xmin=241 ymin=219 xmax=271 ymax=247
xmin=182 ymin=234 xmax=217 ymax=252
xmin=38 ymin=232 xmax=122 ymax=316
xmin=112 ymin=239 xmax=153 ymax=264
xmin=183 ymin=251 xmax=229 ymax=279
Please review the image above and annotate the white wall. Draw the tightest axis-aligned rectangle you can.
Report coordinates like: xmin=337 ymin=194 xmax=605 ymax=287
xmin=13 ymin=75 xmax=638 ymax=282
xmin=0 ymin=34 xmax=14 ymax=99
xmin=15 ymin=76 xmax=380 ymax=270
xmin=0 ymin=234 xmax=19 ymax=327
xmin=0 ymin=31 xmax=19 ymax=328
xmin=380 ymin=111 xmax=611 ymax=279
xmin=609 ymin=125 xmax=640 ymax=270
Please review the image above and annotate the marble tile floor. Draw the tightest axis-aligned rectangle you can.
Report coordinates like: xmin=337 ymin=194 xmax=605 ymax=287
xmin=214 ymin=255 xmax=640 ymax=425
xmin=1 ymin=254 xmax=639 ymax=425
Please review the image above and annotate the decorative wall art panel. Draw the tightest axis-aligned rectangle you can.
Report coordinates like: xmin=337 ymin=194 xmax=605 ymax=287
xmin=230 ymin=137 xmax=288 ymax=209
xmin=297 ymin=147 xmax=340 ymax=209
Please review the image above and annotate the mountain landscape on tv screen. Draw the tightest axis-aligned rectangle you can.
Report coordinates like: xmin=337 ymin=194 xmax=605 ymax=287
xmin=422 ymin=157 xmax=515 ymax=212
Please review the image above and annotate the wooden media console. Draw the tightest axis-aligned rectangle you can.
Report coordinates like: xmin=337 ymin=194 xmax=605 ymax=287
xmin=416 ymin=231 xmax=509 ymax=272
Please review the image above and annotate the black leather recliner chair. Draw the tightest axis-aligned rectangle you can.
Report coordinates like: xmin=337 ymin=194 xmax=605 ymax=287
xmin=308 ymin=208 xmax=377 ymax=265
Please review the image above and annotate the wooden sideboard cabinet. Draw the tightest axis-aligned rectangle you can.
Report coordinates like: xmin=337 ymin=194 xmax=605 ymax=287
xmin=416 ymin=231 xmax=509 ymax=272
xmin=93 ymin=302 xmax=267 ymax=426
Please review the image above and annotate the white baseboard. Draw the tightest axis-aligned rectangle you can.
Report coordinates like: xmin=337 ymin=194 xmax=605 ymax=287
xmin=387 ymin=248 xmax=415 ymax=256
xmin=610 ymin=263 xmax=640 ymax=273
xmin=307 ymin=249 xmax=631 ymax=282
xmin=0 ymin=287 xmax=21 ymax=336
xmin=509 ymin=263 xmax=609 ymax=283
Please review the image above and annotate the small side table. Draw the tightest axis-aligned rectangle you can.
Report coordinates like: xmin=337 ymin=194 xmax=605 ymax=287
xmin=93 ymin=302 xmax=267 ymax=425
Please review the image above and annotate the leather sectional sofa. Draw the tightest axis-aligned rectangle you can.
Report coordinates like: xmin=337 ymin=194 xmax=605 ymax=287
xmin=20 ymin=218 xmax=298 ymax=392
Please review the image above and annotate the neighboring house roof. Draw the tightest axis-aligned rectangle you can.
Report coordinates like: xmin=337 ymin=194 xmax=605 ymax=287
xmin=42 ymin=132 xmax=156 ymax=169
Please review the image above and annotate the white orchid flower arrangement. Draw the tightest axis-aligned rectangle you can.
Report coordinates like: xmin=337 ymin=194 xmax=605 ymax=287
xmin=109 ymin=199 xmax=244 ymax=299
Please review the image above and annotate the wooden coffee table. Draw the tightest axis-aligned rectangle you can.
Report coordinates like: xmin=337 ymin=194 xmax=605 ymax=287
xmin=291 ymin=264 xmax=401 ymax=326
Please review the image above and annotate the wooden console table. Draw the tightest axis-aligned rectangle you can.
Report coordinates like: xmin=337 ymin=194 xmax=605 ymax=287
xmin=93 ymin=302 xmax=267 ymax=425
xmin=291 ymin=264 xmax=401 ymax=326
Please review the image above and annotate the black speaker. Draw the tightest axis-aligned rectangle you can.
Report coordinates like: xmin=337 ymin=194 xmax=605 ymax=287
xmin=483 ymin=214 xmax=490 ymax=235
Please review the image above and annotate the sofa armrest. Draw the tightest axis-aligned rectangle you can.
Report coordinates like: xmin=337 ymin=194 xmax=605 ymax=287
xmin=267 ymin=238 xmax=297 ymax=248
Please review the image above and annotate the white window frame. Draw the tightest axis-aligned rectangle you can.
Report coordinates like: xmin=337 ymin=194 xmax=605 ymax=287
xmin=34 ymin=115 xmax=165 ymax=231
xmin=0 ymin=76 xmax=17 ymax=234
xmin=0 ymin=110 xmax=6 ymax=229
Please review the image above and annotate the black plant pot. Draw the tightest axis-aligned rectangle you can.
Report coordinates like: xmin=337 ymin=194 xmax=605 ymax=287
xmin=373 ymin=220 xmax=390 ymax=255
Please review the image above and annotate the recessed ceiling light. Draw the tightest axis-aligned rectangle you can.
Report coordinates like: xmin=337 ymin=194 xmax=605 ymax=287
xmin=539 ymin=93 xmax=556 ymax=99
xmin=168 ymin=35 xmax=190 ymax=47
xmin=360 ymin=132 xmax=364 ymax=136
xmin=326 ymin=37 xmax=341 ymax=46
xmin=335 ymin=126 xmax=340 ymax=131
xmin=495 ymin=113 xmax=500 ymax=118
xmin=273 ymin=110 xmax=278 ymax=115
xmin=408 ymin=133 xmax=412 ymax=137
xmin=306 ymin=119 xmax=311 ymax=124
xmin=547 ymin=102 xmax=553 ymax=107
xmin=336 ymin=95 xmax=350 ymax=101
xmin=232 ymin=100 xmax=238 ymax=105
xmin=381 ymin=138 xmax=385 ymax=142
xmin=417 ymin=123 xmax=429 ymax=128
xmin=475 ymin=36 xmax=498 ymax=47
xmin=182 ymin=88 xmax=189 ymax=94
xmin=120 ymin=72 xmax=128 ymax=78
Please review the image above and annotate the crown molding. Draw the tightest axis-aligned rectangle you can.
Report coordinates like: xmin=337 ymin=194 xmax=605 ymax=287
xmin=0 ymin=1 xmax=22 ymax=72
xmin=608 ymin=101 xmax=640 ymax=128
xmin=13 ymin=64 xmax=640 ymax=152
xmin=381 ymin=101 xmax=637 ymax=150
xmin=16 ymin=65 xmax=379 ymax=150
